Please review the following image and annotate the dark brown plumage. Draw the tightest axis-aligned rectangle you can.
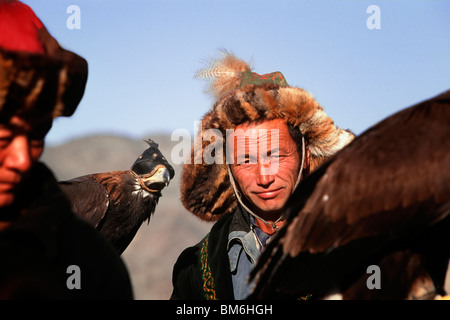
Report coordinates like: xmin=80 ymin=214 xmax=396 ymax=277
xmin=249 ymin=90 xmax=450 ymax=300
xmin=59 ymin=139 xmax=174 ymax=254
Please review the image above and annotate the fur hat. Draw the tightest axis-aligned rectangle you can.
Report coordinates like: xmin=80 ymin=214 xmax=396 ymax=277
xmin=181 ymin=50 xmax=354 ymax=222
xmin=0 ymin=0 xmax=88 ymax=123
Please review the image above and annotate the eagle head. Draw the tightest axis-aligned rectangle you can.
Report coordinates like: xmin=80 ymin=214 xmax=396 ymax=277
xmin=131 ymin=139 xmax=175 ymax=193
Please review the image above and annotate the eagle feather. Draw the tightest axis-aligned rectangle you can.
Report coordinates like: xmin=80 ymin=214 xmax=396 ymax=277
xmin=195 ymin=49 xmax=252 ymax=98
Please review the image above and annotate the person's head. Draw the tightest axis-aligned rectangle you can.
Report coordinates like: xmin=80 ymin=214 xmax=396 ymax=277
xmin=0 ymin=114 xmax=50 ymax=207
xmin=181 ymin=51 xmax=354 ymax=222
xmin=0 ymin=1 xmax=88 ymax=208
xmin=226 ymin=118 xmax=309 ymax=220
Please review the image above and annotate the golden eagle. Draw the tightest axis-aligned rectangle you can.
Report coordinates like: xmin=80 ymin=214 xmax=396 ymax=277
xmin=250 ymin=90 xmax=450 ymax=300
xmin=59 ymin=139 xmax=174 ymax=254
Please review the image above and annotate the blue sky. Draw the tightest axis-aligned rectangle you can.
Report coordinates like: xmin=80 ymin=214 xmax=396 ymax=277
xmin=23 ymin=0 xmax=450 ymax=146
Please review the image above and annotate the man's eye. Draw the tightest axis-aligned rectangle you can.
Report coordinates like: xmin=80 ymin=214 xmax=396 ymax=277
xmin=237 ymin=155 xmax=257 ymax=164
xmin=0 ymin=136 xmax=13 ymax=148
xmin=236 ymin=157 xmax=247 ymax=164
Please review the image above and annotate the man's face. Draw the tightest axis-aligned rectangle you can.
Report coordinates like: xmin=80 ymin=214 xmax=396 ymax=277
xmin=0 ymin=115 xmax=49 ymax=208
xmin=228 ymin=119 xmax=301 ymax=219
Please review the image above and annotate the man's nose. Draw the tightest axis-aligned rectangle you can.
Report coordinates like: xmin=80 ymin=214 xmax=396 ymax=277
xmin=256 ymin=162 xmax=275 ymax=186
xmin=4 ymin=136 xmax=33 ymax=173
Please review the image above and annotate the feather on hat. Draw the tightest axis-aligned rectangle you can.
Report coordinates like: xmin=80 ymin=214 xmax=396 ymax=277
xmin=181 ymin=50 xmax=354 ymax=221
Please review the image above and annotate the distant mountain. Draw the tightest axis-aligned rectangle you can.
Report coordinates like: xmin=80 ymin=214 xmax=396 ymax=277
xmin=41 ymin=134 xmax=211 ymax=299
xmin=42 ymin=134 xmax=171 ymax=179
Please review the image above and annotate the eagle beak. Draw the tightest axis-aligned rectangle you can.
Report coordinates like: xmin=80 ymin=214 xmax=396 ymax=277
xmin=141 ymin=166 xmax=171 ymax=192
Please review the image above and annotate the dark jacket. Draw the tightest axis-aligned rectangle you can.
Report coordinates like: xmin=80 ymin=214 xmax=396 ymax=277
xmin=171 ymin=206 xmax=254 ymax=300
xmin=0 ymin=162 xmax=133 ymax=299
xmin=171 ymin=213 xmax=234 ymax=300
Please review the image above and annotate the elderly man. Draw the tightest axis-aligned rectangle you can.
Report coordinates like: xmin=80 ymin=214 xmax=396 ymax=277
xmin=171 ymin=51 xmax=354 ymax=299
xmin=0 ymin=1 xmax=132 ymax=299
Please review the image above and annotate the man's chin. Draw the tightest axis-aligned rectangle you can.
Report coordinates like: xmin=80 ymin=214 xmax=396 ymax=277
xmin=249 ymin=199 xmax=285 ymax=217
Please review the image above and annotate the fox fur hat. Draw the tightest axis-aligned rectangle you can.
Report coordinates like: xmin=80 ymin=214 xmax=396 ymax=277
xmin=181 ymin=50 xmax=354 ymax=222
xmin=0 ymin=0 xmax=88 ymax=123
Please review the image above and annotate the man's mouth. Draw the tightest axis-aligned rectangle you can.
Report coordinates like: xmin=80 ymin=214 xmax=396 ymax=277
xmin=0 ymin=176 xmax=21 ymax=192
xmin=254 ymin=188 xmax=283 ymax=200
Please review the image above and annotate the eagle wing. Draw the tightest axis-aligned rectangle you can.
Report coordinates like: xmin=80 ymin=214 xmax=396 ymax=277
xmin=59 ymin=175 xmax=109 ymax=227
xmin=250 ymin=90 xmax=450 ymax=298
